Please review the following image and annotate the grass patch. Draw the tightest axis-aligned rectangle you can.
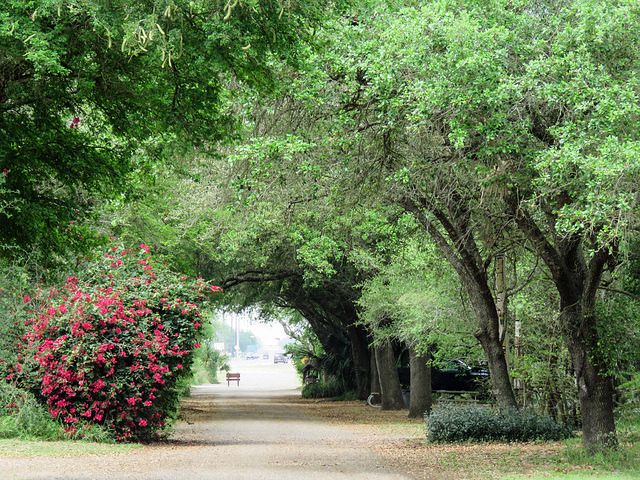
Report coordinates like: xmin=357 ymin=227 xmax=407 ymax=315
xmin=560 ymin=438 xmax=640 ymax=474
xmin=503 ymin=474 xmax=638 ymax=479
xmin=0 ymin=438 xmax=141 ymax=457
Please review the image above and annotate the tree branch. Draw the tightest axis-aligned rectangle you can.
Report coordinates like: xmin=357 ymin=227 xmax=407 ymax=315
xmin=220 ymin=269 xmax=301 ymax=289
xmin=598 ymin=286 xmax=640 ymax=304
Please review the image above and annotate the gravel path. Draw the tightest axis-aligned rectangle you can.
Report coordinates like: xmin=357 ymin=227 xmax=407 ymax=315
xmin=0 ymin=361 xmax=413 ymax=480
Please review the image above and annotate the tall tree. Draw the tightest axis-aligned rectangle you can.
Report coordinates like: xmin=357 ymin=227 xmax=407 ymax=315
xmin=0 ymin=0 xmax=323 ymax=261
xmin=319 ymin=0 xmax=640 ymax=450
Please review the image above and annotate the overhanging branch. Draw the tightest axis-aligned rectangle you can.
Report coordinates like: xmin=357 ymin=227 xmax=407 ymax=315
xmin=220 ymin=269 xmax=301 ymax=289
xmin=598 ymin=286 xmax=640 ymax=304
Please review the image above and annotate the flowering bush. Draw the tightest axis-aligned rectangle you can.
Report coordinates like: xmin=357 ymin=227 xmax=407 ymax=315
xmin=9 ymin=244 xmax=221 ymax=442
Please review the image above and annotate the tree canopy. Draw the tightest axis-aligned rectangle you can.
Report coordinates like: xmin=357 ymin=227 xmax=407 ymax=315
xmin=0 ymin=0 xmax=325 ymax=261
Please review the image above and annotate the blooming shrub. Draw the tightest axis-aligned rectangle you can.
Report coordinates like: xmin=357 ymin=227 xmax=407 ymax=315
xmin=9 ymin=244 xmax=221 ymax=442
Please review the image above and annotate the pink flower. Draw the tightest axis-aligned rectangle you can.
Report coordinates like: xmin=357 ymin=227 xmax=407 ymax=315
xmin=59 ymin=304 xmax=67 ymax=313
xmin=139 ymin=419 xmax=147 ymax=426
xmin=140 ymin=244 xmax=149 ymax=253
xmin=23 ymin=295 xmax=31 ymax=303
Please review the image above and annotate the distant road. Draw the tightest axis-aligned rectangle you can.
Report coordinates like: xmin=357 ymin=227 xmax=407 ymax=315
xmin=193 ymin=357 xmax=301 ymax=392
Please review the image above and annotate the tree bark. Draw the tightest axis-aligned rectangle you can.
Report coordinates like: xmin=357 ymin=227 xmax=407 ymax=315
xmin=563 ymin=309 xmax=617 ymax=451
xmin=347 ymin=324 xmax=371 ymax=400
xmin=408 ymin=346 xmax=432 ymax=418
xmin=374 ymin=338 xmax=405 ymax=410
xmin=370 ymin=347 xmax=380 ymax=397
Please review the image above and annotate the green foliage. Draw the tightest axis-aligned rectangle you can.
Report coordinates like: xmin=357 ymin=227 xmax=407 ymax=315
xmin=289 ymin=339 xmax=356 ymax=393
xmin=300 ymin=379 xmax=352 ymax=399
xmin=0 ymin=0 xmax=328 ymax=263
xmin=0 ymin=382 xmax=68 ymax=441
xmin=357 ymin=219 xmax=477 ymax=356
xmin=425 ymin=404 xmax=573 ymax=443
xmin=196 ymin=343 xmax=230 ymax=383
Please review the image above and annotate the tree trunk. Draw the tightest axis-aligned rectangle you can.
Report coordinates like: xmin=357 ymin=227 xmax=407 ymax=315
xmin=511 ymin=200 xmax=618 ymax=451
xmin=370 ymin=347 xmax=380 ymax=396
xmin=408 ymin=346 xmax=432 ymax=418
xmin=464 ymin=275 xmax=518 ymax=409
xmin=563 ymin=309 xmax=617 ymax=451
xmin=400 ymin=198 xmax=518 ymax=409
xmin=374 ymin=338 xmax=405 ymax=410
xmin=347 ymin=324 xmax=371 ymax=401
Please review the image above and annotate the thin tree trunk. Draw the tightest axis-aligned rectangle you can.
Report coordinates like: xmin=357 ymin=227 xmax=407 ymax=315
xmin=374 ymin=338 xmax=405 ymax=410
xmin=370 ymin=347 xmax=380 ymax=397
xmin=408 ymin=346 xmax=432 ymax=418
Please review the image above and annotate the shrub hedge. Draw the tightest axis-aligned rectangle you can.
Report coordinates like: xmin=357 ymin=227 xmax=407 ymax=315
xmin=425 ymin=403 xmax=573 ymax=443
xmin=301 ymin=379 xmax=350 ymax=399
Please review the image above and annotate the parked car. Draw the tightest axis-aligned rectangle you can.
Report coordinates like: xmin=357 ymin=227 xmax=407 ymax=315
xmin=263 ymin=353 xmax=269 ymax=360
xmin=397 ymin=359 xmax=489 ymax=392
xmin=273 ymin=354 xmax=287 ymax=364
xmin=431 ymin=359 xmax=489 ymax=391
xmin=246 ymin=353 xmax=260 ymax=360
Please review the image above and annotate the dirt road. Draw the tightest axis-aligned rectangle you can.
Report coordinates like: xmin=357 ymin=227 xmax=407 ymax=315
xmin=1 ymin=360 xmax=415 ymax=480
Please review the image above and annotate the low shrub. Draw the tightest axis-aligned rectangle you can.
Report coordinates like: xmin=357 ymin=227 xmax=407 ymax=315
xmin=425 ymin=403 xmax=573 ymax=443
xmin=301 ymin=379 xmax=350 ymax=399
xmin=0 ymin=382 xmax=65 ymax=440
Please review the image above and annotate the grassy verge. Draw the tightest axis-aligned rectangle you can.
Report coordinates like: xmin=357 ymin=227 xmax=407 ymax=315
xmin=0 ymin=438 xmax=141 ymax=457
xmin=504 ymin=475 xmax=638 ymax=479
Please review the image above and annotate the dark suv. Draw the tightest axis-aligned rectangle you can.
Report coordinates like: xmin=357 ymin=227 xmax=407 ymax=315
xmin=273 ymin=354 xmax=287 ymax=364
xmin=397 ymin=359 xmax=489 ymax=392
xmin=431 ymin=359 xmax=489 ymax=391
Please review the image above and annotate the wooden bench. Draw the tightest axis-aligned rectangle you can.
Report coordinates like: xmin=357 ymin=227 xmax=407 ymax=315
xmin=226 ymin=372 xmax=240 ymax=386
xmin=433 ymin=390 xmax=481 ymax=401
